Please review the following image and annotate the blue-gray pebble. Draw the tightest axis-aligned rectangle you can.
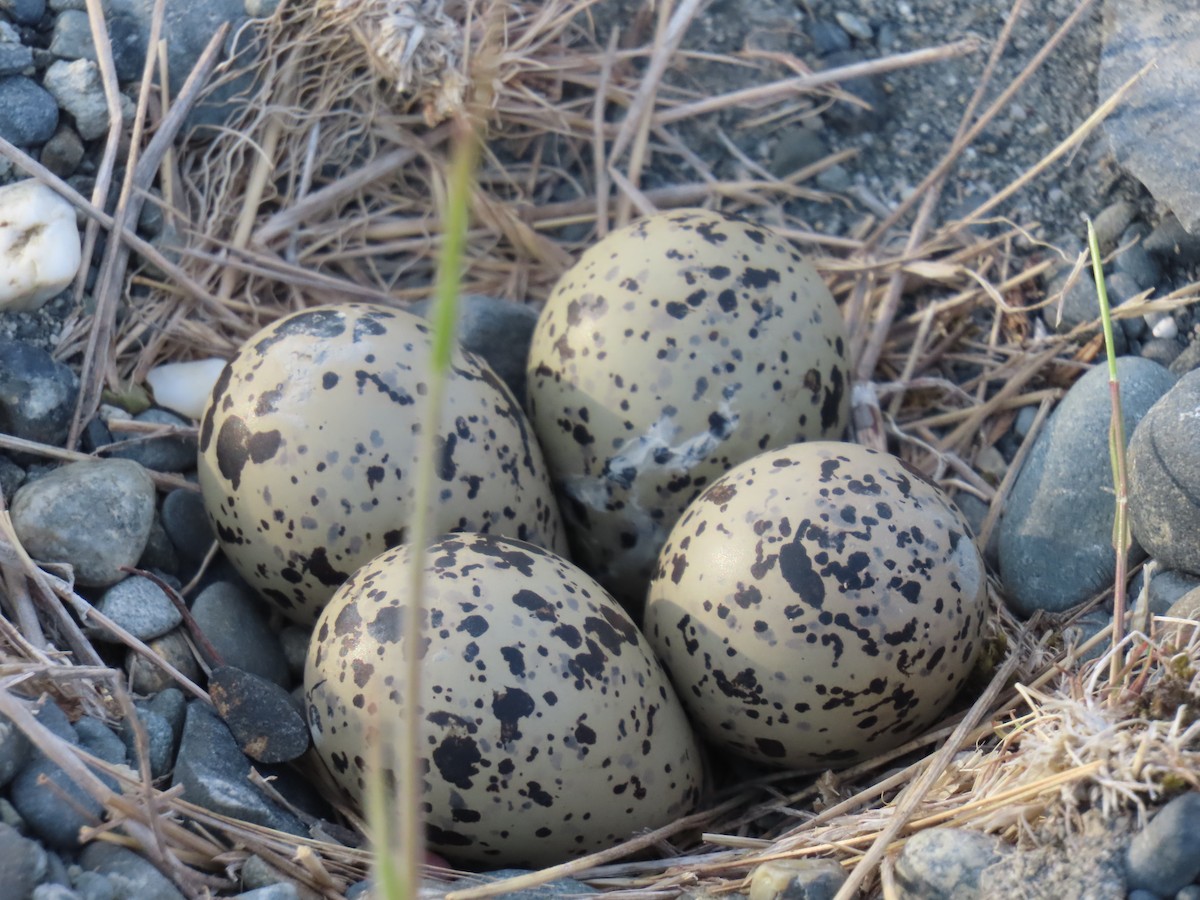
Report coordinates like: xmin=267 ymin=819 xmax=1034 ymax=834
xmin=999 ymin=357 xmax=1176 ymax=616
xmin=1126 ymin=792 xmax=1200 ymax=893
xmin=0 ymin=821 xmax=48 ymax=898
xmin=78 ymin=843 xmax=184 ymax=900
xmin=0 ymin=76 xmax=57 ymax=145
xmin=0 ymin=341 xmax=79 ymax=447
xmin=190 ymin=581 xmax=290 ymax=685
xmin=893 ymin=827 xmax=1005 ymax=900
xmin=94 ymin=575 xmax=183 ymax=642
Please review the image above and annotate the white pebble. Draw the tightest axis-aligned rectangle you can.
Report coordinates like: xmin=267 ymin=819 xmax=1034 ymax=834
xmin=145 ymin=358 xmax=228 ymax=420
xmin=0 ymin=179 xmax=82 ymax=311
xmin=1146 ymin=311 xmax=1179 ymax=340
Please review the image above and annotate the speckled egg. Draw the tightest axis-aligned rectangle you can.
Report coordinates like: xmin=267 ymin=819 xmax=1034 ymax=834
xmin=198 ymin=303 xmax=566 ymax=625
xmin=304 ymin=532 xmax=705 ymax=867
xmin=644 ymin=441 xmax=987 ymax=770
xmin=526 ymin=208 xmax=850 ymax=610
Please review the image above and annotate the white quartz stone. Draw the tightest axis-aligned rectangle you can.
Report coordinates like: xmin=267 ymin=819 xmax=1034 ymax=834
xmin=0 ymin=179 xmax=82 ymax=311
xmin=145 ymin=358 xmax=229 ymax=420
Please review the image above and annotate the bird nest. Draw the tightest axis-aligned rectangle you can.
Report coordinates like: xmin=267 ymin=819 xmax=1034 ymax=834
xmin=1 ymin=0 xmax=1200 ymax=896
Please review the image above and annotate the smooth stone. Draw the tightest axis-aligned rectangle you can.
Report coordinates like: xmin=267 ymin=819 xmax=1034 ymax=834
xmin=1130 ymin=568 xmax=1200 ymax=617
xmin=1114 ymin=241 xmax=1161 ymax=290
xmin=147 ymin=688 xmax=186 ymax=744
xmin=232 ymin=884 xmax=300 ymax=900
xmin=10 ymin=705 xmax=110 ymax=850
xmin=1141 ymin=336 xmax=1184 ymax=369
xmin=1146 ymin=310 xmax=1179 ymax=340
xmin=0 ymin=0 xmax=45 ymax=24
xmin=0 ymin=41 xmax=33 ymax=75
xmin=999 ymin=357 xmax=1176 ymax=616
xmin=0 ymin=713 xmax=31 ymax=789
xmin=814 ymin=163 xmax=851 ymax=193
xmin=159 ymin=488 xmax=214 ymax=566
xmin=239 ymin=855 xmax=320 ymax=900
xmin=48 ymin=10 xmax=144 ymax=82
xmin=1110 ymin=272 xmax=1149 ymax=342
xmin=1129 ymin=369 xmax=1200 ymax=574
xmin=144 ymin=358 xmax=227 ymax=420
xmin=171 ymin=702 xmax=306 ymax=835
xmin=770 ymin=126 xmax=827 ymax=177
xmin=42 ymin=60 xmax=130 ymax=142
xmin=278 ymin=625 xmax=310 ymax=679
xmin=0 ymin=76 xmax=58 ymax=145
xmin=0 ymin=339 xmax=79 ymax=445
xmin=190 ymin=581 xmax=290 ymax=686
xmin=1100 ymin=1 xmax=1200 ymax=233
xmin=71 ymin=870 xmax=116 ymax=900
xmin=1092 ymin=200 xmax=1138 ymax=253
xmin=73 ymin=717 xmax=126 ymax=766
xmin=476 ymin=869 xmax=598 ymax=896
xmin=118 ymin=705 xmax=176 ymax=779
xmin=749 ymin=858 xmax=845 ymax=900
xmin=11 ymin=459 xmax=156 ymax=588
xmin=104 ymin=408 xmax=196 ymax=473
xmin=40 ymin=127 xmax=85 ymax=179
xmin=1063 ymin=608 xmax=1113 ymax=662
xmin=1177 ymin=885 xmax=1200 ymax=900
xmin=1165 ymin=587 xmax=1200 ymax=619
xmin=808 ymin=20 xmax=850 ymax=55
xmin=0 ymin=821 xmax=48 ymax=898
xmin=0 ymin=454 xmax=24 ymax=498
xmin=1126 ymin=792 xmax=1200 ymax=894
xmin=32 ymin=885 xmax=79 ymax=900
xmin=77 ymin=843 xmax=183 ymax=900
xmin=137 ymin=514 xmax=181 ymax=575
xmin=894 ymin=828 xmax=1004 ymax=900
xmin=833 ymin=11 xmax=872 ymax=41
xmin=409 ymin=294 xmax=539 ymax=407
xmin=0 ymin=181 xmax=81 ymax=311
xmin=93 ymin=575 xmax=182 ymax=641
xmin=127 ymin=629 xmax=201 ymax=694
xmin=1048 ymin=268 xmax=1100 ymax=332
xmin=208 ymin=666 xmax=309 ymax=763
xmin=1145 ymin=213 xmax=1200 ymax=264
xmin=1169 ymin=337 xmax=1200 ymax=375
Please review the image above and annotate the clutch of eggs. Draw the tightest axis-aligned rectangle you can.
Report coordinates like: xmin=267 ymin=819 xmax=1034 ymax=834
xmin=526 ymin=208 xmax=851 ymax=610
xmin=644 ymin=441 xmax=988 ymax=770
xmin=197 ymin=303 xmax=566 ymax=625
xmin=305 ymin=532 xmax=705 ymax=868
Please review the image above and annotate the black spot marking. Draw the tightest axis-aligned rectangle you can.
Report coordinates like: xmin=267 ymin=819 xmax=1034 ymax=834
xmin=215 ymin=417 xmax=283 ymax=490
xmin=492 ymin=687 xmax=536 ymax=744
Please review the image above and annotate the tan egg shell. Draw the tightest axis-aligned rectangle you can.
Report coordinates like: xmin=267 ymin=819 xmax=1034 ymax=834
xmin=304 ymin=532 xmax=705 ymax=868
xmin=644 ymin=441 xmax=987 ymax=771
xmin=526 ymin=208 xmax=851 ymax=608
xmin=197 ymin=303 xmax=566 ymax=625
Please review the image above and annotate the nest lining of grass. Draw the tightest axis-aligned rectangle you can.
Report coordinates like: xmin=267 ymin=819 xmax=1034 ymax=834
xmin=1 ymin=0 xmax=1200 ymax=896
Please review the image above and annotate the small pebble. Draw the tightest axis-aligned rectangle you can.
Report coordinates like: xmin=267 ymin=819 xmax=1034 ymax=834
xmin=278 ymin=625 xmax=311 ymax=679
xmin=40 ymin=126 xmax=85 ymax=179
xmin=239 ymin=855 xmax=320 ymax=900
xmin=209 ymin=666 xmax=310 ymax=764
xmin=190 ymin=581 xmax=291 ymax=686
xmin=147 ymin=688 xmax=186 ymax=744
xmin=0 ymin=181 xmax=81 ymax=311
xmin=1145 ymin=213 xmax=1200 ymax=264
xmin=1147 ymin=310 xmax=1179 ymax=340
xmin=1169 ymin=338 xmax=1200 ymax=376
xmin=834 ymin=11 xmax=873 ymax=40
xmin=137 ymin=515 xmax=181 ymax=575
xmin=160 ymin=488 xmax=215 ymax=566
xmin=0 ymin=0 xmax=46 ymax=25
xmin=1063 ymin=608 xmax=1112 ymax=662
xmin=0 ymin=41 xmax=33 ymax=75
xmin=0 ymin=713 xmax=31 ymax=789
xmin=104 ymin=408 xmax=196 ymax=473
xmin=770 ymin=126 xmax=827 ymax=176
xmin=32 ymin=885 xmax=80 ymax=900
xmin=119 ymin=705 xmax=176 ymax=779
xmin=144 ymin=359 xmax=227 ymax=420
xmin=73 ymin=717 xmax=126 ymax=766
xmin=1130 ymin=568 xmax=1200 ymax=617
xmin=1091 ymin=200 xmax=1137 ymax=252
xmin=1125 ymin=791 xmax=1200 ymax=893
xmin=0 ymin=820 xmax=49 ymax=898
xmin=78 ymin=843 xmax=184 ymax=900
xmin=749 ymin=858 xmax=845 ymax=900
xmin=11 ymin=459 xmax=157 ymax=588
xmin=171 ymin=702 xmax=306 ymax=835
xmin=1129 ymin=369 xmax=1200 ymax=574
xmin=475 ymin=869 xmax=599 ymax=897
xmin=93 ymin=575 xmax=183 ymax=642
xmin=1115 ymin=227 xmax=1161 ymax=289
xmin=49 ymin=10 xmax=145 ymax=82
xmin=127 ymin=629 xmax=202 ymax=694
xmin=42 ymin=60 xmax=128 ymax=142
xmin=819 ymin=50 xmax=889 ymax=132
xmin=808 ymin=20 xmax=850 ymax=55
xmin=0 ymin=76 xmax=59 ymax=146
xmin=0 ymin=339 xmax=79 ymax=445
xmin=0 ymin=454 xmax=25 ymax=498
xmin=1141 ymin=336 xmax=1184 ymax=369
xmin=893 ymin=827 xmax=1005 ymax=900
xmin=232 ymin=885 xmax=300 ymax=900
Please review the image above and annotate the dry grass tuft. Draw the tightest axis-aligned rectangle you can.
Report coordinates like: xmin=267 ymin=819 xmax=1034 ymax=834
xmin=0 ymin=0 xmax=1199 ymax=896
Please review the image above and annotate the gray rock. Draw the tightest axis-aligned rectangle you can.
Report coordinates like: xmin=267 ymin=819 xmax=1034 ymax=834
xmin=0 ymin=820 xmax=49 ymax=899
xmin=77 ymin=843 xmax=183 ymax=900
xmin=40 ymin=127 xmax=84 ymax=179
xmin=119 ymin=706 xmax=176 ymax=779
xmin=104 ymin=409 xmax=196 ymax=473
xmin=833 ymin=11 xmax=872 ymax=41
xmin=48 ymin=10 xmax=144 ymax=82
xmin=232 ymin=885 xmax=299 ymax=900
xmin=999 ymin=358 xmax=1176 ymax=615
xmin=0 ymin=76 xmax=57 ymax=145
xmin=0 ymin=340 xmax=79 ymax=447
xmin=1125 ymin=792 xmax=1200 ymax=894
xmin=410 ymin=294 xmax=540 ymax=407
xmin=1129 ymin=369 xmax=1200 ymax=574
xmin=0 ymin=712 xmax=31 ymax=789
xmin=137 ymin=515 xmax=180 ymax=575
xmin=808 ymin=20 xmax=850 ymax=56
xmin=1091 ymin=200 xmax=1138 ymax=253
xmin=0 ymin=42 xmax=33 ymax=75
xmin=814 ymin=163 xmax=851 ymax=193
xmin=1140 ymin=336 xmax=1184 ymax=369
xmin=1169 ymin=337 xmax=1200 ymax=375
xmin=170 ymin=702 xmax=306 ymax=835
xmin=1145 ymin=213 xmax=1200 ymax=265
xmin=73 ymin=718 xmax=126 ymax=766
xmin=0 ymin=454 xmax=25 ymax=499
xmin=0 ymin=0 xmax=45 ymax=24
xmin=209 ymin=666 xmax=309 ymax=763
xmin=1047 ymin=268 xmax=1100 ymax=332
xmin=147 ymin=687 xmax=186 ymax=743
xmin=239 ymin=855 xmax=318 ymax=900
xmin=1130 ymin=568 xmax=1200 ymax=617
xmin=42 ymin=60 xmax=123 ymax=142
xmin=894 ymin=827 xmax=1004 ymax=900
xmin=475 ymin=869 xmax=599 ymax=896
xmin=1063 ymin=608 xmax=1113 ymax=663
xmin=160 ymin=488 xmax=214 ymax=565
xmin=748 ymin=858 xmax=845 ymax=900
xmin=278 ymin=625 xmax=310 ymax=679
xmin=93 ymin=575 xmax=182 ymax=642
xmin=127 ymin=628 xmax=202 ymax=694
xmin=770 ymin=126 xmax=827 ymax=177
xmin=11 ymin=459 xmax=157 ymax=588
xmin=1114 ymin=234 xmax=1161 ymax=290
xmin=1176 ymin=884 xmax=1200 ymax=900
xmin=190 ymin=581 xmax=290 ymax=686
xmin=1101 ymin=0 xmax=1200 ymax=232
xmin=71 ymin=871 xmax=115 ymax=900
xmin=32 ymin=885 xmax=80 ymax=900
